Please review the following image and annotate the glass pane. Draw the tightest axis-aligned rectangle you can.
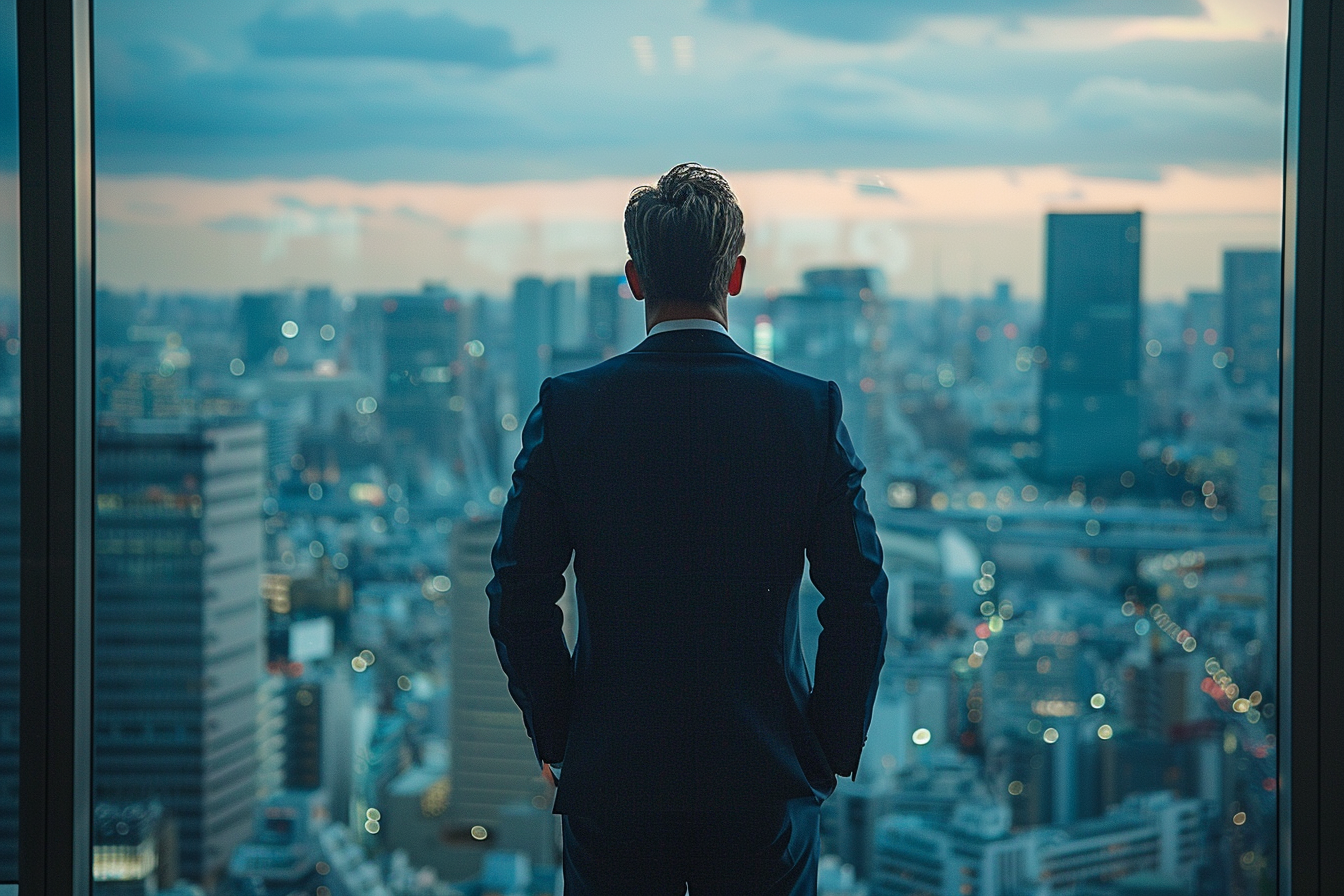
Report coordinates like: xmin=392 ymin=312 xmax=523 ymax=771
xmin=0 ymin=0 xmax=16 ymax=883
xmin=92 ymin=2 xmax=1287 ymax=893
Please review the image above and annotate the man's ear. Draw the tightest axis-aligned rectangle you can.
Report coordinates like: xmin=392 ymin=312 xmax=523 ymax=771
xmin=727 ymin=255 xmax=746 ymax=296
xmin=624 ymin=259 xmax=644 ymax=301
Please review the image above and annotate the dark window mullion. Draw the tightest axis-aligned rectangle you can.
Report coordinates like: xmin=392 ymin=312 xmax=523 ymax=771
xmin=1281 ymin=0 xmax=1344 ymax=894
xmin=17 ymin=0 xmax=93 ymax=893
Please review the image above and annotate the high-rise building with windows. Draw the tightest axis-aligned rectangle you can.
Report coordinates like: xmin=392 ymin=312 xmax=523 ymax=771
xmin=447 ymin=516 xmax=547 ymax=832
xmin=1184 ymin=289 xmax=1224 ymax=395
xmin=92 ymin=801 xmax=173 ymax=896
xmin=380 ymin=285 xmax=462 ymax=469
xmin=550 ymin=278 xmax=584 ymax=352
xmin=870 ymin=792 xmax=1203 ymax=896
xmin=586 ymin=274 xmax=624 ymax=354
xmin=513 ymin=276 xmax=553 ymax=413
xmin=770 ymin=267 xmax=885 ymax=464
xmin=94 ymin=420 xmax=268 ymax=883
xmin=1223 ymin=250 xmax=1282 ymax=393
xmin=1038 ymin=212 xmax=1143 ymax=483
xmin=237 ymin=292 xmax=296 ymax=372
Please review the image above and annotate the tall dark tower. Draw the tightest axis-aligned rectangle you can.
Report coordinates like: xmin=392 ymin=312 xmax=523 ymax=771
xmin=1038 ymin=212 xmax=1142 ymax=483
xmin=512 ymin=276 xmax=553 ymax=412
xmin=1223 ymin=249 xmax=1281 ymax=393
xmin=447 ymin=517 xmax=547 ymax=834
xmin=587 ymin=274 xmax=624 ymax=354
xmin=94 ymin=420 xmax=267 ymax=882
xmin=380 ymin=285 xmax=461 ymax=467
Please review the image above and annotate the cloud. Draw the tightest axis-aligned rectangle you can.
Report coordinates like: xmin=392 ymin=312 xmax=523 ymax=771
xmin=89 ymin=2 xmax=1281 ymax=181
xmin=245 ymin=7 xmax=554 ymax=69
xmin=746 ymin=37 xmax=1284 ymax=171
xmin=708 ymin=0 xmax=1205 ymax=43
xmin=1063 ymin=76 xmax=1281 ymax=132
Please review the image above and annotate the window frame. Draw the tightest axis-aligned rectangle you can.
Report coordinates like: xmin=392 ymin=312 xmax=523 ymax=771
xmin=1279 ymin=0 xmax=1344 ymax=891
xmin=14 ymin=0 xmax=1342 ymax=892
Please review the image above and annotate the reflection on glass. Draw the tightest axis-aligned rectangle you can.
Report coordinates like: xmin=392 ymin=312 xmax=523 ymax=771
xmin=92 ymin=2 xmax=1286 ymax=893
xmin=0 ymin=0 xmax=16 ymax=883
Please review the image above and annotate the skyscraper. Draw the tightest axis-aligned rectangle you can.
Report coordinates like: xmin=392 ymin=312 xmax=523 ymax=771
xmin=549 ymin=278 xmax=584 ymax=352
xmin=586 ymin=274 xmax=624 ymax=353
xmin=380 ymin=285 xmax=461 ymax=467
xmin=513 ymin=276 xmax=553 ymax=412
xmin=447 ymin=516 xmax=547 ymax=832
xmin=1223 ymin=249 xmax=1282 ymax=393
xmin=770 ymin=267 xmax=885 ymax=467
xmin=1184 ymin=289 xmax=1224 ymax=395
xmin=94 ymin=420 xmax=267 ymax=883
xmin=236 ymin=291 xmax=295 ymax=371
xmin=1038 ymin=212 xmax=1142 ymax=482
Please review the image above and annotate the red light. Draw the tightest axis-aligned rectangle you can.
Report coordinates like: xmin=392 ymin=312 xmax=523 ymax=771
xmin=383 ymin=299 xmax=398 ymax=313
xmin=1262 ymin=777 xmax=1276 ymax=792
xmin=1204 ymin=329 xmax=1218 ymax=345
xmin=860 ymin=377 xmax=876 ymax=393
xmin=1002 ymin=323 xmax=1018 ymax=339
xmin=975 ymin=623 xmax=991 ymax=639
xmin=976 ymin=325 xmax=991 ymax=342
xmin=1183 ymin=328 xmax=1197 ymax=345
xmin=756 ymin=314 xmax=772 ymax=324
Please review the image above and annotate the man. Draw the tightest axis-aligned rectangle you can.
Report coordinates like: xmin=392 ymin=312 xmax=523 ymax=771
xmin=487 ymin=163 xmax=887 ymax=894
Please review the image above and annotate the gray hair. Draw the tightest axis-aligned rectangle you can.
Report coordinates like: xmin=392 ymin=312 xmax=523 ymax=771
xmin=624 ymin=163 xmax=745 ymax=305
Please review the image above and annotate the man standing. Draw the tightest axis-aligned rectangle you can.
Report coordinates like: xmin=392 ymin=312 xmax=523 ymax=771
xmin=487 ymin=163 xmax=887 ymax=894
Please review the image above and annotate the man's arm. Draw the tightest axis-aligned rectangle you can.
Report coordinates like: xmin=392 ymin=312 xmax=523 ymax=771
xmin=805 ymin=381 xmax=888 ymax=780
xmin=487 ymin=378 xmax=575 ymax=766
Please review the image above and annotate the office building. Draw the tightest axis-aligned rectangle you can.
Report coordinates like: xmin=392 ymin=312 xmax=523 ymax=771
xmin=1223 ymin=250 xmax=1281 ymax=393
xmin=94 ymin=420 xmax=267 ymax=883
xmin=871 ymin=792 xmax=1203 ymax=896
xmin=550 ymin=278 xmax=585 ymax=351
xmin=237 ymin=291 xmax=297 ymax=372
xmin=1184 ymin=290 xmax=1224 ymax=395
xmin=279 ymin=667 xmax=352 ymax=818
xmin=224 ymin=790 xmax=328 ymax=896
xmin=380 ymin=284 xmax=462 ymax=466
xmin=92 ymin=801 xmax=174 ymax=896
xmin=513 ymin=276 xmax=553 ymax=412
xmin=447 ymin=516 xmax=548 ymax=830
xmin=770 ymin=267 xmax=885 ymax=464
xmin=587 ymin=274 xmax=624 ymax=353
xmin=1038 ymin=212 xmax=1142 ymax=482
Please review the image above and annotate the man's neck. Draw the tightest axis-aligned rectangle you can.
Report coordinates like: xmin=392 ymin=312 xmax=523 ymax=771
xmin=645 ymin=301 xmax=728 ymax=333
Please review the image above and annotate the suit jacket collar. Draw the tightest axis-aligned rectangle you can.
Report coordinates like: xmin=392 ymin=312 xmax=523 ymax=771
xmin=629 ymin=328 xmax=750 ymax=355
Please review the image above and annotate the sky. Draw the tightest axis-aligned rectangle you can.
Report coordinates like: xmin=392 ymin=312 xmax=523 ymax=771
xmin=88 ymin=0 xmax=1289 ymax=299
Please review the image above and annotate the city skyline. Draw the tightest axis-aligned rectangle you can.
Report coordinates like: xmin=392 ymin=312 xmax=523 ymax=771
xmin=88 ymin=165 xmax=1282 ymax=301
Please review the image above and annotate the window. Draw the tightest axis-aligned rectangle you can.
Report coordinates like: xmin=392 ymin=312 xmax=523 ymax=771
xmin=18 ymin=1 xmax=1344 ymax=893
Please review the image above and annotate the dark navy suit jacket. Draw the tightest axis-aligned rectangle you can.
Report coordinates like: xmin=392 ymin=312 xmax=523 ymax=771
xmin=487 ymin=327 xmax=888 ymax=815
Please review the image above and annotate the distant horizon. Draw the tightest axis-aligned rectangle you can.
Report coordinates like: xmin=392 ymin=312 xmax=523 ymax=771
xmin=89 ymin=164 xmax=1282 ymax=302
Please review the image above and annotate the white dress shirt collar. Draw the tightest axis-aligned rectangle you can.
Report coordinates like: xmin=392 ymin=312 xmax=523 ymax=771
xmin=647 ymin=318 xmax=729 ymax=337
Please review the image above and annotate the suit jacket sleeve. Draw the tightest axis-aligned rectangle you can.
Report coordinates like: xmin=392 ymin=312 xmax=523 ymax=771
xmin=805 ymin=381 xmax=888 ymax=780
xmin=487 ymin=378 xmax=574 ymax=765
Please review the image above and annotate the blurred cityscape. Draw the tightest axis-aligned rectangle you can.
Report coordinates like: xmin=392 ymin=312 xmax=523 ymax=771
xmin=0 ymin=213 xmax=1281 ymax=896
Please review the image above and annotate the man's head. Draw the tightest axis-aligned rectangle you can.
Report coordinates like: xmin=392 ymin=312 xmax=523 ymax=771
xmin=624 ymin=163 xmax=746 ymax=315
